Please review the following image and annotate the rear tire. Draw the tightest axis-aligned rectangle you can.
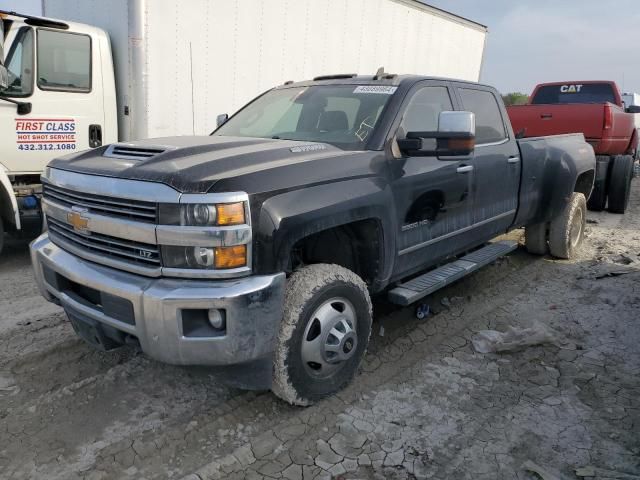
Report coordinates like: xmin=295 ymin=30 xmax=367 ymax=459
xmin=525 ymin=222 xmax=548 ymax=255
xmin=607 ymin=155 xmax=633 ymax=214
xmin=272 ymin=264 xmax=372 ymax=406
xmin=0 ymin=219 xmax=4 ymax=256
xmin=548 ymin=192 xmax=586 ymax=260
xmin=587 ymin=155 xmax=610 ymax=211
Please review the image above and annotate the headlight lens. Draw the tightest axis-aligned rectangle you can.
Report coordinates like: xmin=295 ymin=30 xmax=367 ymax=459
xmin=184 ymin=204 xmax=217 ymax=226
xmin=161 ymin=245 xmax=247 ymax=270
xmin=162 ymin=246 xmax=216 ymax=269
xmin=159 ymin=202 xmax=246 ymax=226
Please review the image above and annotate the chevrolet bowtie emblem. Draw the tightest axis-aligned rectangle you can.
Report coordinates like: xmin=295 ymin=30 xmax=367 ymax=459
xmin=67 ymin=208 xmax=89 ymax=233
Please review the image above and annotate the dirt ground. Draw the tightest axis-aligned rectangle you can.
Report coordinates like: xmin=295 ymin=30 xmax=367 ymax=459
xmin=1 ymin=184 xmax=639 ymax=480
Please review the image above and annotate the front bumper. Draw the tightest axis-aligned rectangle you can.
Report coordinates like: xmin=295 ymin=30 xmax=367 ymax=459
xmin=30 ymin=233 xmax=286 ymax=366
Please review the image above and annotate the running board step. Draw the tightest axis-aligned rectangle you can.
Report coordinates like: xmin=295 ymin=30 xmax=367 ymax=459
xmin=388 ymin=240 xmax=518 ymax=306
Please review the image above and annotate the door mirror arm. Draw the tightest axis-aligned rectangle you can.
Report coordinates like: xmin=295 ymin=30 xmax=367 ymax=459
xmin=0 ymin=95 xmax=32 ymax=115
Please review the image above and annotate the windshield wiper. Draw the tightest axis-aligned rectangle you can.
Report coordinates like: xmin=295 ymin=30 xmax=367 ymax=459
xmin=0 ymin=95 xmax=32 ymax=115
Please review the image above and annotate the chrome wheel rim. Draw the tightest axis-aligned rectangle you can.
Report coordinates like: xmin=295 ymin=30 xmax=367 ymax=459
xmin=301 ymin=297 xmax=358 ymax=378
xmin=570 ymin=208 xmax=584 ymax=248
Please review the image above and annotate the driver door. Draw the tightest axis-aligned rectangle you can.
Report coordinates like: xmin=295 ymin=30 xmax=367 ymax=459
xmin=389 ymin=82 xmax=475 ymax=279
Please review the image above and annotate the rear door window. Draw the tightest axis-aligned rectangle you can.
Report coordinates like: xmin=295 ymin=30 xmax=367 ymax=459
xmin=459 ymin=88 xmax=507 ymax=145
xmin=531 ymin=84 xmax=615 ymax=104
xmin=37 ymin=29 xmax=91 ymax=92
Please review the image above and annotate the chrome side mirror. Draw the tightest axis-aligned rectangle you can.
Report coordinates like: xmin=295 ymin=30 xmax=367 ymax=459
xmin=397 ymin=111 xmax=476 ymax=157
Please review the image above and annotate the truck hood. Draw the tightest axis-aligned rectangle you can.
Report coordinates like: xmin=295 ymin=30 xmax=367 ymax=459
xmin=48 ymin=136 xmax=371 ymax=194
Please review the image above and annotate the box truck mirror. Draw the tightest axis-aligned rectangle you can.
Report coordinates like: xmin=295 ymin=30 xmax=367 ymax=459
xmin=216 ymin=113 xmax=229 ymax=127
xmin=0 ymin=20 xmax=7 ymax=90
xmin=0 ymin=64 xmax=7 ymax=90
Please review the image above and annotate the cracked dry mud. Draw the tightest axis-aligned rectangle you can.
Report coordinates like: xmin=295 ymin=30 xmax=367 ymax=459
xmin=1 ymin=184 xmax=639 ymax=480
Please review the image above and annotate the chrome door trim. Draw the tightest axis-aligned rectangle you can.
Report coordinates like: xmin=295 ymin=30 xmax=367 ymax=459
xmin=399 ymin=209 xmax=516 ymax=256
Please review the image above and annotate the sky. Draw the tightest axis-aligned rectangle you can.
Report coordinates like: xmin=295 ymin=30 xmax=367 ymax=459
xmin=2 ymin=0 xmax=638 ymax=95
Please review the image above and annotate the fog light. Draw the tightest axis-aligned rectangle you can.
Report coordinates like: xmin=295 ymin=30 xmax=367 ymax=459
xmin=208 ymin=309 xmax=225 ymax=329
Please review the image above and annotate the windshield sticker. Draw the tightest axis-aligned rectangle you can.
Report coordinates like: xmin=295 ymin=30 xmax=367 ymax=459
xmin=353 ymin=85 xmax=398 ymax=95
xmin=290 ymin=144 xmax=327 ymax=153
xmin=15 ymin=118 xmax=77 ymax=152
xmin=560 ymin=84 xmax=583 ymax=93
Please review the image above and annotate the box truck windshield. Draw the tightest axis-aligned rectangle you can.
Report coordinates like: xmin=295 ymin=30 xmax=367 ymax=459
xmin=1 ymin=27 xmax=34 ymax=97
xmin=214 ymin=85 xmax=395 ymax=150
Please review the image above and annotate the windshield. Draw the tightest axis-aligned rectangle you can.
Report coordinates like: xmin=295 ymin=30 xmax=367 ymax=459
xmin=0 ymin=27 xmax=34 ymax=97
xmin=531 ymin=83 xmax=616 ymax=105
xmin=214 ymin=85 xmax=396 ymax=150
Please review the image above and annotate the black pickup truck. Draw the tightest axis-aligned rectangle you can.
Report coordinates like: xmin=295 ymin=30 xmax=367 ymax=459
xmin=31 ymin=74 xmax=596 ymax=405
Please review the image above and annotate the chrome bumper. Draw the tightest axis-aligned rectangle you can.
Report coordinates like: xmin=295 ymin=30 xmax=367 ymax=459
xmin=30 ymin=233 xmax=286 ymax=366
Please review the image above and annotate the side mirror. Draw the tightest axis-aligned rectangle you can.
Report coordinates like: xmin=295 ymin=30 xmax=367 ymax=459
xmin=0 ymin=21 xmax=7 ymax=90
xmin=626 ymin=105 xmax=640 ymax=114
xmin=397 ymin=111 xmax=476 ymax=158
xmin=216 ymin=113 xmax=229 ymax=127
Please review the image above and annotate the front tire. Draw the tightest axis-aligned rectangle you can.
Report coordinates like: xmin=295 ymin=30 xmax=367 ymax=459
xmin=607 ymin=155 xmax=633 ymax=214
xmin=548 ymin=192 xmax=586 ymax=259
xmin=272 ymin=264 xmax=372 ymax=406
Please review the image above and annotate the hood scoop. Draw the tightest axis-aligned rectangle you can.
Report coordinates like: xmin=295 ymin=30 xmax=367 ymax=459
xmin=104 ymin=143 xmax=175 ymax=161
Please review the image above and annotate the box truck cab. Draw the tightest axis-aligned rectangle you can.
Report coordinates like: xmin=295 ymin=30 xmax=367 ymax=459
xmin=0 ymin=11 xmax=116 ymax=252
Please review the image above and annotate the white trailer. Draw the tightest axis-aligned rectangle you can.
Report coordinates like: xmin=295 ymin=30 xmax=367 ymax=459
xmin=0 ymin=1 xmax=487 ymax=252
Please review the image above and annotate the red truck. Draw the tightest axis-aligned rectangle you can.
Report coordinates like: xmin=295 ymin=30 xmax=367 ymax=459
xmin=508 ymin=81 xmax=640 ymax=213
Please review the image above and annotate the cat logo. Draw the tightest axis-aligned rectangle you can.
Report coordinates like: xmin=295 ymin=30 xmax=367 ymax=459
xmin=560 ymin=84 xmax=583 ymax=93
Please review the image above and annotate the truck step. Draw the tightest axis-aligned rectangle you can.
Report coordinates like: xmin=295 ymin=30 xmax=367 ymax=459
xmin=388 ymin=240 xmax=518 ymax=306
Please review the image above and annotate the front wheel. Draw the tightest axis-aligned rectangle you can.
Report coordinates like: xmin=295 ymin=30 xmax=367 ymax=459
xmin=548 ymin=192 xmax=586 ymax=259
xmin=272 ymin=264 xmax=372 ymax=406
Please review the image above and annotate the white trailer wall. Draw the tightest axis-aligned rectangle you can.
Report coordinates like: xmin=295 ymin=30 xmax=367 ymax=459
xmin=45 ymin=0 xmax=487 ymax=140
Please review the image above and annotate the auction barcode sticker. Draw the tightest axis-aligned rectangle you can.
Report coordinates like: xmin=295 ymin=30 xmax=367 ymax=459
xmin=353 ymin=86 xmax=398 ymax=95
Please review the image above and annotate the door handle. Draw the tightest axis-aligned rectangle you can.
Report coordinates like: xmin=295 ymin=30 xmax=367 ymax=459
xmin=456 ymin=165 xmax=474 ymax=173
xmin=89 ymin=124 xmax=102 ymax=148
xmin=541 ymin=113 xmax=553 ymax=119
xmin=508 ymin=157 xmax=520 ymax=164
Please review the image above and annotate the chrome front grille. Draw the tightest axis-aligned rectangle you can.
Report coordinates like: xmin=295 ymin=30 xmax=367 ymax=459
xmin=47 ymin=217 xmax=161 ymax=268
xmin=43 ymin=183 xmax=157 ymax=223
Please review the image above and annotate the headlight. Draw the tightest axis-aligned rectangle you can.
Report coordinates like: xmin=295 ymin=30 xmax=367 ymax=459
xmin=184 ymin=204 xmax=217 ymax=226
xmin=159 ymin=202 xmax=246 ymax=226
xmin=161 ymin=245 xmax=247 ymax=270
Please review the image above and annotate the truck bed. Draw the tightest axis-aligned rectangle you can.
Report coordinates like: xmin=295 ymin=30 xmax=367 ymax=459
xmin=508 ymin=103 xmax=606 ymax=139
xmin=507 ymin=102 xmax=633 ymax=156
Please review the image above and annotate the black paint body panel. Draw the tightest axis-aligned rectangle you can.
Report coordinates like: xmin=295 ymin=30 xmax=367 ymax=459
xmin=47 ymin=76 xmax=596 ymax=292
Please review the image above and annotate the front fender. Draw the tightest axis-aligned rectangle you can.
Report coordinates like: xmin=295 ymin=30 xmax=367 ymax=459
xmin=0 ymin=162 xmax=20 ymax=230
xmin=253 ymin=177 xmax=394 ymax=285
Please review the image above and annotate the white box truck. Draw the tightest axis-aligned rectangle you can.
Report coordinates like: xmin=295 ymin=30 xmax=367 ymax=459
xmin=0 ymin=0 xmax=487 ymax=253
